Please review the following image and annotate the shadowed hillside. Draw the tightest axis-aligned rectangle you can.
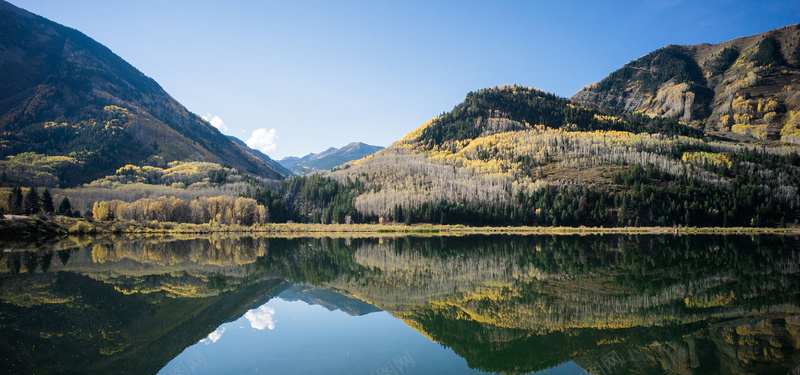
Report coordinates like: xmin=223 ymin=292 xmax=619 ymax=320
xmin=0 ymin=1 xmax=284 ymax=187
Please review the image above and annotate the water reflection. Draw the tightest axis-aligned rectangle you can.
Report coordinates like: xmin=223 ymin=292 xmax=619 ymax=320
xmin=244 ymin=305 xmax=277 ymax=331
xmin=162 ymin=294 xmax=494 ymax=375
xmin=0 ymin=234 xmax=799 ymax=374
xmin=200 ymin=327 xmax=225 ymax=344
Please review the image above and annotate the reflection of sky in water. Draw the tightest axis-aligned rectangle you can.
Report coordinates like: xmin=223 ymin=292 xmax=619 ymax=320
xmin=160 ymin=293 xmax=586 ymax=375
xmin=199 ymin=327 xmax=225 ymax=344
xmin=244 ymin=306 xmax=276 ymax=330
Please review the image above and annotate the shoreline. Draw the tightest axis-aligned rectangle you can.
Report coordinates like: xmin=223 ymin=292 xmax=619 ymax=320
xmin=2 ymin=215 xmax=800 ymax=238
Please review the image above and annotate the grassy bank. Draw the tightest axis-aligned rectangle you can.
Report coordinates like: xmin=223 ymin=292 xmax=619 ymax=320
xmin=2 ymin=215 xmax=800 ymax=239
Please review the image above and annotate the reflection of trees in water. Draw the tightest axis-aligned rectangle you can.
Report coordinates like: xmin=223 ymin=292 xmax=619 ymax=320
xmin=316 ymin=236 xmax=799 ymax=330
xmin=87 ymin=236 xmax=269 ymax=267
xmin=57 ymin=248 xmax=71 ymax=265
xmin=3 ymin=248 xmax=75 ymax=276
xmin=0 ymin=267 xmax=286 ymax=375
xmin=5 ymin=251 xmax=21 ymax=275
xmin=1 ymin=234 xmax=799 ymax=375
xmin=1 ymin=237 xmax=277 ymax=300
xmin=304 ymin=235 xmax=800 ymax=375
xmin=22 ymin=251 xmax=39 ymax=273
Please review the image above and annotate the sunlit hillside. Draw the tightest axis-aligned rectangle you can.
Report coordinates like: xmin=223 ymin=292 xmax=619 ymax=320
xmin=574 ymin=24 xmax=800 ymax=144
xmin=328 ymin=85 xmax=800 ymax=227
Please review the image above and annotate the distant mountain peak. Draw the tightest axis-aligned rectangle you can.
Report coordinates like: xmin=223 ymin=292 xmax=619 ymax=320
xmin=279 ymin=142 xmax=384 ymax=175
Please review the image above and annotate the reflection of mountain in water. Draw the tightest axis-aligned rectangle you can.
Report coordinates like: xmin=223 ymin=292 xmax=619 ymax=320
xmin=307 ymin=236 xmax=800 ymax=375
xmin=279 ymin=284 xmax=380 ymax=316
xmin=1 ymin=235 xmax=799 ymax=375
xmin=0 ymin=272 xmax=286 ymax=374
xmin=2 ymin=235 xmax=275 ymax=297
xmin=0 ymin=236 xmax=288 ymax=375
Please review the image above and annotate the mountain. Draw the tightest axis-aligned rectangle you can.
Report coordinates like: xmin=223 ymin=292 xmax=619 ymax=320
xmin=278 ymin=284 xmax=380 ymax=316
xmin=323 ymin=84 xmax=799 ymax=227
xmin=227 ymin=135 xmax=293 ymax=177
xmin=0 ymin=1 xmax=283 ymax=187
xmin=279 ymin=142 xmax=384 ymax=175
xmin=573 ymin=24 xmax=800 ymax=144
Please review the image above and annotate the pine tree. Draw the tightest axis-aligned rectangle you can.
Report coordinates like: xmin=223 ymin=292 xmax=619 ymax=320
xmin=753 ymin=36 xmax=784 ymax=67
xmin=8 ymin=186 xmax=23 ymax=215
xmin=58 ymin=197 xmax=73 ymax=216
xmin=41 ymin=188 xmax=55 ymax=214
xmin=23 ymin=187 xmax=40 ymax=214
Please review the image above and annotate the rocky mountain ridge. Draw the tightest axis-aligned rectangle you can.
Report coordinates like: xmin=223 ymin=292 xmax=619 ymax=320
xmin=573 ymin=24 xmax=800 ymax=144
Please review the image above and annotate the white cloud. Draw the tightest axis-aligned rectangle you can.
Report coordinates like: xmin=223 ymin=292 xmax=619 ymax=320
xmin=246 ymin=128 xmax=278 ymax=154
xmin=202 ymin=113 xmax=228 ymax=133
xmin=200 ymin=327 xmax=225 ymax=344
xmin=244 ymin=305 xmax=276 ymax=330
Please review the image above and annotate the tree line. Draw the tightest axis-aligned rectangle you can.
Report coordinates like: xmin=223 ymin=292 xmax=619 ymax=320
xmin=249 ymin=174 xmax=366 ymax=224
xmin=92 ymin=195 xmax=267 ymax=226
xmin=4 ymin=186 xmax=80 ymax=217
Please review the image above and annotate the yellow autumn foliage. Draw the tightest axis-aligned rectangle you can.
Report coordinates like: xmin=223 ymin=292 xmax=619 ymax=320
xmin=102 ymin=161 xmax=223 ymax=188
xmin=757 ymin=98 xmax=779 ymax=113
xmin=718 ymin=114 xmax=732 ymax=130
xmin=400 ymin=118 xmax=437 ymax=144
xmin=90 ymin=195 xmax=268 ymax=226
xmin=724 ymin=71 xmax=759 ymax=95
xmin=732 ymin=123 xmax=769 ymax=140
xmin=592 ymin=114 xmax=625 ymax=124
xmin=684 ymin=291 xmax=735 ymax=308
xmin=103 ymin=105 xmax=131 ymax=116
xmin=681 ymin=152 xmax=733 ymax=169
xmin=733 ymin=113 xmax=753 ymax=124
xmin=336 ymin=125 xmax=727 ymax=217
xmin=781 ymin=110 xmax=800 ymax=145
xmin=0 ymin=152 xmax=81 ymax=187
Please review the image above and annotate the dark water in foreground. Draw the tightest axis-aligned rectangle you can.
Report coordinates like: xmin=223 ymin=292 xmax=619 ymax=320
xmin=1 ymin=234 xmax=799 ymax=375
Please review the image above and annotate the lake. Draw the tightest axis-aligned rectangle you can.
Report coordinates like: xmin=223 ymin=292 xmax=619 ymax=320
xmin=1 ymin=234 xmax=799 ymax=374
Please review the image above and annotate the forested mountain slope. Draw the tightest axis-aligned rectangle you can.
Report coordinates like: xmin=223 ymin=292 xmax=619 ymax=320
xmin=228 ymin=135 xmax=293 ymax=177
xmin=325 ymin=85 xmax=800 ymax=227
xmin=0 ymin=1 xmax=283 ymax=187
xmin=573 ymin=24 xmax=800 ymax=144
xmin=6 ymin=1 xmax=798 ymax=230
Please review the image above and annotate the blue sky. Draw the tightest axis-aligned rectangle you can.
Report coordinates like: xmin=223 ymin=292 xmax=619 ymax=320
xmin=9 ymin=0 xmax=800 ymax=159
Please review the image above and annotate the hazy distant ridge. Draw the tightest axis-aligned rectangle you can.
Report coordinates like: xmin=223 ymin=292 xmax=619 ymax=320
xmin=280 ymin=142 xmax=384 ymax=175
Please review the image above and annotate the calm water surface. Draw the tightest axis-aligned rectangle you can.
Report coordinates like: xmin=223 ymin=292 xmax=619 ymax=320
xmin=1 ymin=235 xmax=799 ymax=374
